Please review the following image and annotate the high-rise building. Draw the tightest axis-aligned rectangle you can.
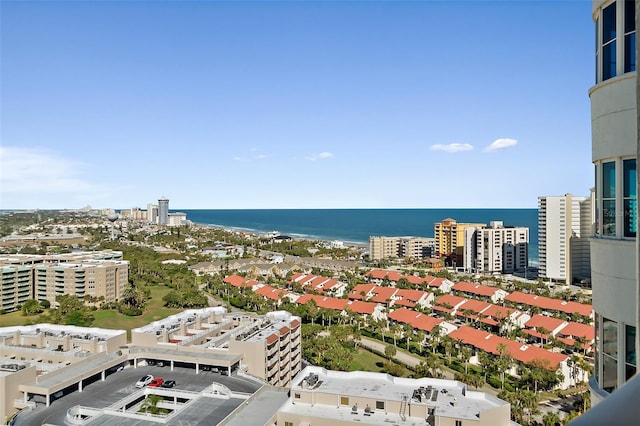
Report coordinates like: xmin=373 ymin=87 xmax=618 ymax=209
xmin=538 ymin=194 xmax=592 ymax=285
xmin=158 ymin=197 xmax=169 ymax=225
xmin=146 ymin=203 xmax=158 ymax=223
xmin=588 ymin=0 xmax=637 ymax=404
xmin=463 ymin=221 xmax=529 ymax=274
xmin=434 ymin=218 xmax=485 ymax=267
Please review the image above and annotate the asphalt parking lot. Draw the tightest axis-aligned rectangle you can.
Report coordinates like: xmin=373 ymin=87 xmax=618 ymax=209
xmin=15 ymin=365 xmax=262 ymax=426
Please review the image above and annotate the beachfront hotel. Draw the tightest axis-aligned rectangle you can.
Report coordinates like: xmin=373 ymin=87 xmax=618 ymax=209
xmin=587 ymin=0 xmax=638 ymax=406
xmin=537 ymin=194 xmax=592 ymax=285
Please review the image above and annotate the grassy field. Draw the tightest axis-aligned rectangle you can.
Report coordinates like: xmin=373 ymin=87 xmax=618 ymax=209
xmin=350 ymin=348 xmax=412 ymax=377
xmin=0 ymin=310 xmax=39 ymax=327
xmin=0 ymin=285 xmax=183 ymax=341
xmin=93 ymin=285 xmax=182 ymax=340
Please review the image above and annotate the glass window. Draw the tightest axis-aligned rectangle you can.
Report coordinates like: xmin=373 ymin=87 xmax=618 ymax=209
xmin=625 ymin=0 xmax=635 ymax=33
xmin=376 ymin=401 xmax=385 ymax=410
xmin=603 ymin=41 xmax=617 ymax=80
xmin=624 ymin=159 xmax=637 ymax=237
xmin=603 ymin=353 xmax=618 ymax=393
xmin=602 ymin=3 xmax=617 ymax=80
xmin=604 ymin=317 xmax=618 ymax=358
xmin=625 ymin=34 xmax=636 ymax=72
xmin=603 ymin=3 xmax=617 ymax=42
xmin=603 ymin=161 xmax=616 ymax=236
xmin=626 ymin=325 xmax=636 ymax=380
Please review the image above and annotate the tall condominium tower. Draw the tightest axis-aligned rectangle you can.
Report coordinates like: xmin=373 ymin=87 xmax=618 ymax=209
xmin=434 ymin=218 xmax=485 ymax=267
xmin=538 ymin=194 xmax=592 ymax=285
xmin=158 ymin=197 xmax=169 ymax=225
xmin=462 ymin=221 xmax=529 ymax=274
xmin=147 ymin=203 xmax=158 ymax=224
xmin=588 ymin=0 xmax=637 ymax=404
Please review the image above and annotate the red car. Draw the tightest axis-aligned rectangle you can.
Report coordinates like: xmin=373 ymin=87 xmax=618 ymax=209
xmin=148 ymin=377 xmax=164 ymax=387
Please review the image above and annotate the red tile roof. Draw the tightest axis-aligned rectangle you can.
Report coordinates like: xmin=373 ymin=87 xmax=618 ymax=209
xmin=449 ymin=326 xmax=568 ymax=369
xmin=365 ymin=269 xmax=403 ymax=282
xmin=453 ymin=281 xmax=500 ymax=297
xmin=223 ymin=274 xmax=250 ymax=287
xmin=388 ymin=308 xmax=443 ymax=332
xmin=348 ymin=284 xmax=376 ymax=300
xmin=434 ymin=294 xmax=466 ymax=309
xmin=524 ymin=315 xmax=566 ymax=332
xmin=295 ymin=294 xmax=349 ymax=311
xmin=504 ymin=292 xmax=592 ymax=317
xmin=481 ymin=305 xmax=515 ymax=321
xmin=346 ymin=300 xmax=377 ymax=315
xmin=371 ymin=287 xmax=398 ymax=304
xmin=254 ymin=285 xmax=287 ymax=301
xmin=556 ymin=322 xmax=595 ymax=341
xmin=290 ymin=272 xmax=305 ymax=282
xmin=425 ymin=277 xmax=446 ymax=288
xmin=457 ymin=298 xmax=492 ymax=314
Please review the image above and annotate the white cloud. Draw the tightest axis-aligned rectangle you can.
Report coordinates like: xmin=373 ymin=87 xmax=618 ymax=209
xmin=429 ymin=143 xmax=474 ymax=153
xmin=0 ymin=146 xmax=97 ymax=193
xmin=233 ymin=156 xmax=247 ymax=161
xmin=254 ymin=154 xmax=269 ymax=160
xmin=305 ymin=151 xmax=334 ymax=161
xmin=484 ymin=138 xmax=518 ymax=152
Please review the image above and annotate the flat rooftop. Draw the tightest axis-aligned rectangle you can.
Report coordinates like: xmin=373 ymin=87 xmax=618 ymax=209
xmin=292 ymin=367 xmax=508 ymax=422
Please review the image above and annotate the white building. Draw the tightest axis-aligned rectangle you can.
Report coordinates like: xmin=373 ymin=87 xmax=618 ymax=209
xmin=168 ymin=212 xmax=187 ymax=227
xmin=538 ymin=194 xmax=592 ymax=284
xmin=462 ymin=221 xmax=528 ymax=274
xmin=146 ymin=203 xmax=158 ymax=223
xmin=588 ymin=0 xmax=637 ymax=405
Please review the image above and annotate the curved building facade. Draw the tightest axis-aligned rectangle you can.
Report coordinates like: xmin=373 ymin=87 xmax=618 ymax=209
xmin=589 ymin=0 xmax=637 ymax=404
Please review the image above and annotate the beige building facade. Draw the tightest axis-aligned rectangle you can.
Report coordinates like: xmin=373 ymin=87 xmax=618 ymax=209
xmin=434 ymin=219 xmax=485 ymax=266
xmin=0 ymin=251 xmax=128 ymax=312
xmin=276 ymin=367 xmax=511 ymax=426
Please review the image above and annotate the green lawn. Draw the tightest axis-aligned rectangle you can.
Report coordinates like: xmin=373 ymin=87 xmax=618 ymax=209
xmin=0 ymin=310 xmax=39 ymax=327
xmin=93 ymin=285 xmax=183 ymax=341
xmin=349 ymin=348 xmax=412 ymax=377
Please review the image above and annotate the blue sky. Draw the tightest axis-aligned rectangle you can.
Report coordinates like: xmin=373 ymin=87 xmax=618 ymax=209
xmin=1 ymin=0 xmax=594 ymax=210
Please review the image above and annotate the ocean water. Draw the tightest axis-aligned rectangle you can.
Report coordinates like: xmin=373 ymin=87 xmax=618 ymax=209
xmin=180 ymin=209 xmax=540 ymax=265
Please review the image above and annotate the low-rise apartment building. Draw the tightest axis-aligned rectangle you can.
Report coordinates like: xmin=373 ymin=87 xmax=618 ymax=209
xmin=276 ymin=366 xmax=512 ymax=426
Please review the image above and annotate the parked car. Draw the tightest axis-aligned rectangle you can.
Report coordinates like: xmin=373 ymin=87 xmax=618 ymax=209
xmin=148 ymin=377 xmax=164 ymax=387
xmin=161 ymin=380 xmax=176 ymax=388
xmin=135 ymin=375 xmax=154 ymax=388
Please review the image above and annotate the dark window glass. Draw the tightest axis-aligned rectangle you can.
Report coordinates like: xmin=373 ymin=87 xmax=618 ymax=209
xmin=626 ymin=325 xmax=636 ymax=365
xmin=603 ymin=161 xmax=616 ymax=198
xmin=625 ymin=34 xmax=636 ymax=72
xmin=625 ymin=0 xmax=635 ymax=33
xmin=603 ymin=41 xmax=617 ymax=80
xmin=603 ymin=3 xmax=617 ymax=43
xmin=626 ymin=363 xmax=636 ymax=381
xmin=624 ymin=159 xmax=636 ymax=237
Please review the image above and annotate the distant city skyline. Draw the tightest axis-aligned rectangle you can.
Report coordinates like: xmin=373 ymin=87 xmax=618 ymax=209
xmin=1 ymin=1 xmax=593 ymax=209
